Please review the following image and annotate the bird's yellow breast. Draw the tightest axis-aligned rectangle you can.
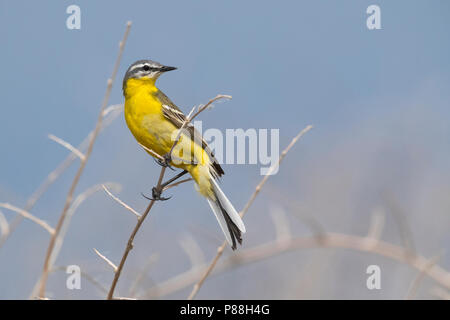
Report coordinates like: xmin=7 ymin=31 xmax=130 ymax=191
xmin=124 ymin=78 xmax=178 ymax=157
xmin=123 ymin=77 xmax=214 ymax=197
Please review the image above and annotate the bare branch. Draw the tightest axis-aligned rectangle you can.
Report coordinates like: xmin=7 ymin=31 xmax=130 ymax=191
xmin=102 ymin=104 xmax=123 ymax=117
xmin=138 ymin=143 xmax=165 ymax=161
xmin=269 ymin=206 xmax=291 ymax=243
xmin=144 ymin=232 xmax=450 ymax=299
xmin=0 ymin=104 xmax=123 ymax=251
xmin=167 ymin=105 xmax=196 ymax=158
xmin=0 ymin=210 xmax=10 ymax=239
xmin=94 ymin=248 xmax=118 ymax=272
xmin=163 ymin=178 xmax=194 ymax=191
xmin=107 ymin=167 xmax=166 ymax=300
xmin=365 ymin=207 xmax=386 ymax=249
xmin=29 ymin=183 xmax=119 ymax=299
xmin=102 ymin=185 xmax=141 ymax=218
xmin=0 ymin=203 xmax=54 ymax=235
xmin=179 ymin=234 xmax=206 ymax=269
xmin=187 ymin=125 xmax=313 ymax=300
xmin=48 ymin=134 xmax=86 ymax=161
xmin=430 ymin=287 xmax=450 ymax=300
xmin=169 ymin=95 xmax=231 ymax=159
xmin=36 ymin=21 xmax=132 ymax=299
xmin=193 ymin=94 xmax=232 ymax=120
xmin=128 ymin=253 xmax=159 ymax=298
xmin=406 ymin=253 xmax=442 ymax=299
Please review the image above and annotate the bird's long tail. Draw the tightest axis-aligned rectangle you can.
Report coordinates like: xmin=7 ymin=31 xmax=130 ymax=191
xmin=206 ymin=178 xmax=246 ymax=250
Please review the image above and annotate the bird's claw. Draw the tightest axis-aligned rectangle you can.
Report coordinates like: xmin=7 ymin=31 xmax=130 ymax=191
xmin=154 ymin=153 xmax=175 ymax=171
xmin=140 ymin=187 xmax=172 ymax=201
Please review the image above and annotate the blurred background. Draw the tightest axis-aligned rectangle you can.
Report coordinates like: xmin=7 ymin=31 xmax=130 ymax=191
xmin=0 ymin=0 xmax=449 ymax=299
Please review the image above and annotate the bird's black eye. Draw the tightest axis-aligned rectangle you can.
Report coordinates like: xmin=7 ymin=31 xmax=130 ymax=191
xmin=143 ymin=65 xmax=150 ymax=71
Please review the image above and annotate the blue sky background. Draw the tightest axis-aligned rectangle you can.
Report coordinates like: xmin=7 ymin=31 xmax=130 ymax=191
xmin=1 ymin=0 xmax=450 ymax=299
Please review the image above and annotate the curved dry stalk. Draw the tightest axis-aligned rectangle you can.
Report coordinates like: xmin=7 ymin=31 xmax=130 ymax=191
xmin=128 ymin=253 xmax=159 ymax=298
xmin=0 ymin=210 xmax=9 ymax=241
xmin=48 ymin=134 xmax=86 ymax=161
xmin=94 ymin=248 xmax=118 ymax=272
xmin=106 ymin=94 xmax=232 ymax=300
xmin=163 ymin=178 xmax=193 ymax=191
xmin=51 ymin=266 xmax=108 ymax=295
xmin=143 ymin=232 xmax=450 ymax=299
xmin=0 ymin=104 xmax=123 ymax=250
xmin=0 ymin=203 xmax=54 ymax=235
xmin=29 ymin=183 xmax=120 ymax=298
xmin=187 ymin=125 xmax=313 ymax=300
xmin=107 ymin=166 xmax=166 ymax=300
xmin=36 ymin=22 xmax=132 ymax=299
xmin=405 ymin=253 xmax=442 ymax=299
xmin=168 ymin=95 xmax=231 ymax=158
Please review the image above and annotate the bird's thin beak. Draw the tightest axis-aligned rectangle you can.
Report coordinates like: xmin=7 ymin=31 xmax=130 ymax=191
xmin=160 ymin=65 xmax=177 ymax=72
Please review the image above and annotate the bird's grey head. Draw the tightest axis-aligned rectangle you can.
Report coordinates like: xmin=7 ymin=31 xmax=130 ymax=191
xmin=122 ymin=59 xmax=177 ymax=93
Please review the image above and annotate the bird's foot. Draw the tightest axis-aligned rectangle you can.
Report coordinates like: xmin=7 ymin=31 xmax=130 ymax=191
xmin=154 ymin=153 xmax=175 ymax=170
xmin=141 ymin=187 xmax=172 ymax=201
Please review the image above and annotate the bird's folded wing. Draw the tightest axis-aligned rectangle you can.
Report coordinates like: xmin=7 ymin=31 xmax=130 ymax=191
xmin=156 ymin=90 xmax=224 ymax=178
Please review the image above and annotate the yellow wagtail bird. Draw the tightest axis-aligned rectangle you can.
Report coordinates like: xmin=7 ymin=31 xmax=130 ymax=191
xmin=122 ymin=59 xmax=246 ymax=249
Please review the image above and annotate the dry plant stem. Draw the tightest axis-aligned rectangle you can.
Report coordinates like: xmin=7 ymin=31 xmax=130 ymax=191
xmin=0 ymin=203 xmax=55 ymax=235
xmin=168 ymin=95 xmax=231 ymax=157
xmin=163 ymin=178 xmax=194 ymax=191
xmin=187 ymin=125 xmax=314 ymax=300
xmin=94 ymin=248 xmax=118 ymax=272
xmin=48 ymin=134 xmax=86 ymax=160
xmin=36 ymin=22 xmax=132 ymax=298
xmin=106 ymin=94 xmax=230 ymax=299
xmin=405 ymin=254 xmax=442 ymax=299
xmin=143 ymin=233 xmax=450 ymax=299
xmin=102 ymin=185 xmax=141 ymax=218
xmin=0 ymin=105 xmax=123 ymax=250
xmin=106 ymin=166 xmax=166 ymax=300
xmin=51 ymin=266 xmax=108 ymax=295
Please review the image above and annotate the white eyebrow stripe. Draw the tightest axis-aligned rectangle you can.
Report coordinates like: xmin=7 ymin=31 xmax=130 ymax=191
xmin=129 ymin=63 xmax=148 ymax=71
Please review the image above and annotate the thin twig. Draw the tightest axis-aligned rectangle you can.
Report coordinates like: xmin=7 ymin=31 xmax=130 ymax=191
xmin=163 ymin=178 xmax=194 ymax=191
xmin=102 ymin=185 xmax=141 ymax=218
xmin=106 ymin=167 xmax=166 ymax=300
xmin=138 ymin=143 xmax=165 ymax=161
xmin=187 ymin=125 xmax=313 ymax=300
xmin=430 ymin=286 xmax=450 ymax=300
xmin=167 ymin=105 xmax=196 ymax=157
xmin=51 ymin=266 xmax=109 ymax=295
xmin=48 ymin=134 xmax=86 ymax=161
xmin=168 ymin=95 xmax=231 ymax=158
xmin=36 ymin=22 xmax=131 ymax=299
xmin=405 ymin=253 xmax=442 ymax=299
xmin=128 ymin=253 xmax=159 ymax=298
xmin=0 ymin=104 xmax=123 ymax=251
xmin=29 ymin=183 xmax=119 ymax=298
xmin=143 ymin=232 xmax=450 ymax=299
xmin=0 ymin=203 xmax=54 ymax=235
xmin=94 ymin=248 xmax=118 ymax=272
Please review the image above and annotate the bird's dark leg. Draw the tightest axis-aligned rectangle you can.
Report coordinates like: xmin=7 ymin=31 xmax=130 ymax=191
xmin=154 ymin=153 xmax=175 ymax=171
xmin=142 ymin=170 xmax=189 ymax=201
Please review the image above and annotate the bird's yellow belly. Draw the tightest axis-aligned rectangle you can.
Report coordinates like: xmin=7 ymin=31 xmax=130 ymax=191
xmin=124 ymin=86 xmax=214 ymax=197
xmin=125 ymin=94 xmax=175 ymax=158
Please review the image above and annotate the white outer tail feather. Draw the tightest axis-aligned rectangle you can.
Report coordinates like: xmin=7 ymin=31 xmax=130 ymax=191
xmin=207 ymin=178 xmax=246 ymax=247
